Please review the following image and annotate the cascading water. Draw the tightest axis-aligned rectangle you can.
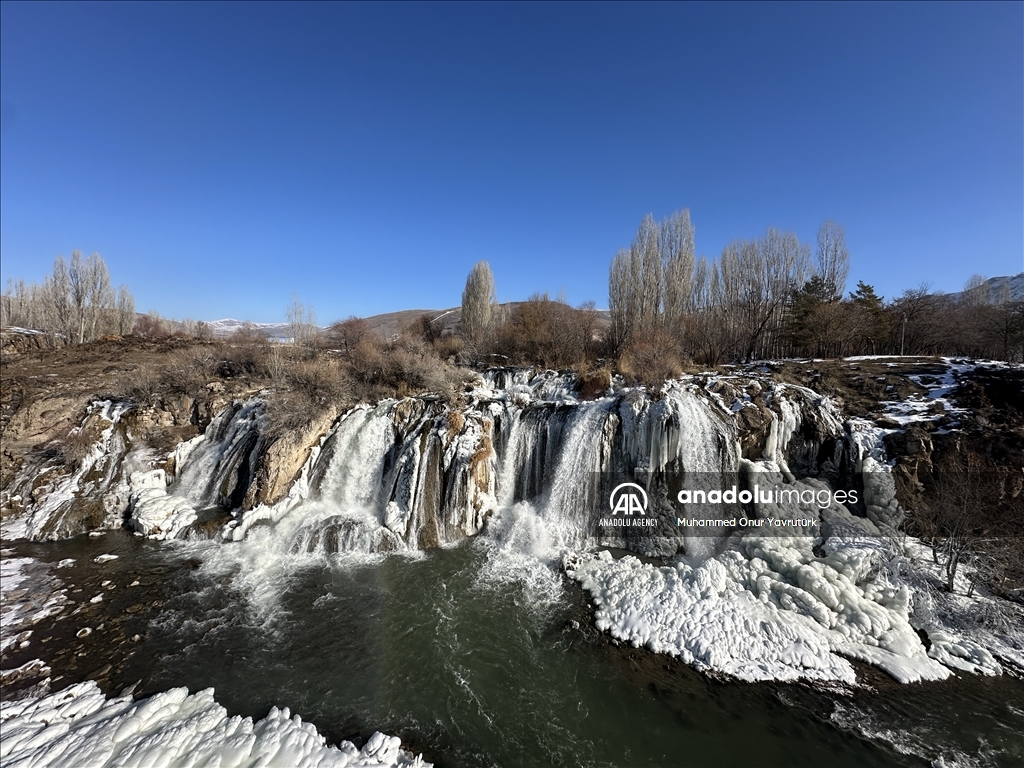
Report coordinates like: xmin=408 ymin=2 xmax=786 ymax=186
xmin=128 ymin=398 xmax=264 ymax=540
xmin=223 ymin=372 xmax=752 ymax=561
xmin=172 ymin=398 xmax=263 ymax=509
xmin=7 ymin=365 xmax=1021 ymax=768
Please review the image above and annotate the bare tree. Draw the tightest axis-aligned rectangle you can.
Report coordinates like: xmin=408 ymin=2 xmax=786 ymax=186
xmin=49 ymin=256 xmax=72 ymax=339
xmin=68 ymin=251 xmax=89 ymax=343
xmin=327 ymin=316 xmax=373 ymax=360
xmin=609 ymin=248 xmax=638 ymax=351
xmin=460 ymin=261 xmax=496 ymax=342
xmin=662 ymin=209 xmax=696 ymax=331
xmin=65 ymin=251 xmax=115 ymax=342
xmin=286 ymin=293 xmax=318 ymax=347
xmin=608 ymin=213 xmax=667 ymax=350
xmin=3 ymin=252 xmax=132 ymax=342
xmin=963 ymin=274 xmax=988 ymax=306
xmin=85 ymin=254 xmax=114 ymax=340
xmin=633 ymin=214 xmax=662 ymax=334
xmin=815 ymin=221 xmax=850 ymax=300
xmin=117 ymin=285 xmax=135 ymax=335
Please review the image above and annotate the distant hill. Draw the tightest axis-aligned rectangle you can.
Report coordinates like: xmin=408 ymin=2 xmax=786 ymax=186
xmin=949 ymin=272 xmax=1024 ymax=304
xmin=205 ymin=318 xmax=294 ymax=340
xmin=203 ymin=310 xmax=461 ymax=341
xmin=206 ymin=303 xmax=611 ymax=342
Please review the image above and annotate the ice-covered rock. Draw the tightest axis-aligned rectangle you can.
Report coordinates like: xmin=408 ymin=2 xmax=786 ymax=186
xmin=567 ymin=527 xmax=974 ymax=684
xmin=0 ymin=680 xmax=430 ymax=768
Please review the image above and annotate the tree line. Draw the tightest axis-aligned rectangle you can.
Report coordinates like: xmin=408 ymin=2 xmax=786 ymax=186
xmin=3 ymin=227 xmax=1020 ymax=372
xmin=1 ymin=251 xmax=135 ymax=343
xmin=458 ymin=212 xmax=1023 ymax=378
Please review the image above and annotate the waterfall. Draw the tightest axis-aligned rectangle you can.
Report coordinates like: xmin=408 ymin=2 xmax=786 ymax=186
xmin=232 ymin=372 xmax=751 ymax=558
xmin=9 ymin=400 xmax=131 ymax=541
xmin=58 ymin=368 xmax=852 ymax=561
xmin=172 ymin=398 xmax=263 ymax=509
xmin=128 ymin=398 xmax=264 ymax=540
xmin=4 ymin=368 xmax=859 ymax=554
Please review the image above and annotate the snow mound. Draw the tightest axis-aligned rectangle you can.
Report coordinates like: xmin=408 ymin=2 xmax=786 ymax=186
xmin=566 ymin=529 xmax=987 ymax=683
xmin=0 ymin=680 xmax=430 ymax=768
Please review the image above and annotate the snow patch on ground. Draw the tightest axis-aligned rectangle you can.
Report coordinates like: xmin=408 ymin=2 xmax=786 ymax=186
xmin=0 ymin=680 xmax=430 ymax=768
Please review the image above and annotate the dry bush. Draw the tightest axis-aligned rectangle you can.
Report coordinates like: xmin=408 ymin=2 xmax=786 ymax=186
xmin=346 ymin=333 xmax=466 ymax=401
xmin=159 ymin=345 xmax=220 ymax=396
xmin=618 ymin=328 xmax=683 ymax=390
xmin=471 ymin=432 xmax=493 ymax=467
xmin=265 ymin=358 xmax=352 ymax=437
xmin=402 ymin=315 xmax=462 ymax=361
xmin=218 ymin=337 xmax=271 ymax=379
xmin=577 ymin=368 xmax=612 ymax=400
xmin=134 ymin=313 xmax=171 ymax=337
xmin=491 ymin=295 xmax=599 ymax=369
xmin=432 ymin=333 xmax=462 ymax=361
xmin=286 ymin=358 xmax=350 ymax=403
xmin=114 ymin=365 xmax=160 ymax=404
xmin=324 ymin=317 xmax=373 ymax=360
xmin=53 ymin=422 xmax=103 ymax=469
xmin=446 ymin=410 xmax=466 ymax=440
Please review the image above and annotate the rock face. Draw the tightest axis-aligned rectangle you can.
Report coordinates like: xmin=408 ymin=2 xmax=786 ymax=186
xmin=2 ymin=368 xmax=861 ymax=551
xmin=243 ymin=404 xmax=342 ymax=509
xmin=0 ymin=329 xmax=64 ymax=358
xmin=9 ymin=360 xmax=1017 ymax=557
xmin=2 ymin=401 xmax=132 ymax=540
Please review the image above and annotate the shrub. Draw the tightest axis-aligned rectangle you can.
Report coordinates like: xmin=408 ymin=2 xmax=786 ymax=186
xmin=618 ymin=328 xmax=683 ymax=390
xmin=577 ymin=368 xmax=612 ymax=400
xmin=53 ymin=422 xmax=103 ymax=469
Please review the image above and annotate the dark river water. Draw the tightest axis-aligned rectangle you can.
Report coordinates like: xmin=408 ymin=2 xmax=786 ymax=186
xmin=7 ymin=530 xmax=1024 ymax=768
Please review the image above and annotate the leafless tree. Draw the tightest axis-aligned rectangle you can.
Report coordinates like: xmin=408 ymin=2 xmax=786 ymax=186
xmin=49 ymin=256 xmax=73 ymax=338
xmin=609 ymin=248 xmax=638 ymax=351
xmin=662 ymin=209 xmax=696 ymax=331
xmin=815 ymin=221 xmax=850 ymax=300
xmin=2 ymin=252 xmax=128 ymax=343
xmin=326 ymin=316 xmax=373 ymax=360
xmin=461 ymin=261 xmax=496 ymax=342
xmin=286 ymin=293 xmax=318 ymax=347
xmin=963 ymin=274 xmax=988 ymax=306
xmin=117 ymin=285 xmax=135 ymax=335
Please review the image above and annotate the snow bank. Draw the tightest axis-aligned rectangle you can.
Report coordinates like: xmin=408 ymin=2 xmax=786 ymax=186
xmin=0 ymin=680 xmax=430 ymax=768
xmin=568 ymin=549 xmax=856 ymax=683
xmin=565 ymin=524 xmax=1005 ymax=684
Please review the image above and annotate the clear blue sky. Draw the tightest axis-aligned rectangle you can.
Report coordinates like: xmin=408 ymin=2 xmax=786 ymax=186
xmin=2 ymin=1 xmax=1021 ymax=323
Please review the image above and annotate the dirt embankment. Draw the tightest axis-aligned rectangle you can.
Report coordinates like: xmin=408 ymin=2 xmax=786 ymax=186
xmin=1 ymin=336 xmax=256 ymax=502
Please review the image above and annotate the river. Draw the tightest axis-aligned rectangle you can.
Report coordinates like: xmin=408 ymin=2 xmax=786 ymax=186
xmin=6 ymin=528 xmax=1023 ymax=768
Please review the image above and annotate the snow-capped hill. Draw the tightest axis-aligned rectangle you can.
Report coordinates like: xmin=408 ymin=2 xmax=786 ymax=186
xmin=954 ymin=272 xmax=1024 ymax=304
xmin=983 ymin=272 xmax=1024 ymax=302
xmin=206 ymin=318 xmax=301 ymax=340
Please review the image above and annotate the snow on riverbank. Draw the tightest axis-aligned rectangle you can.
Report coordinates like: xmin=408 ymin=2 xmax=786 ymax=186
xmin=566 ymin=526 xmax=1020 ymax=685
xmin=0 ymin=680 xmax=430 ymax=768
xmin=0 ymin=555 xmax=67 ymax=659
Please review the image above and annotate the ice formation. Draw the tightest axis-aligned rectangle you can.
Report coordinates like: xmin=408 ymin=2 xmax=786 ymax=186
xmin=2 ymin=401 xmax=131 ymax=541
xmin=5 ymin=360 xmax=1021 ymax=691
xmin=126 ymin=469 xmax=197 ymax=540
xmin=0 ymin=681 xmax=430 ymax=768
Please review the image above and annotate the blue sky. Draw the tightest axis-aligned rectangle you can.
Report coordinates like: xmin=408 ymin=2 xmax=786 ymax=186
xmin=1 ymin=2 xmax=1021 ymax=323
